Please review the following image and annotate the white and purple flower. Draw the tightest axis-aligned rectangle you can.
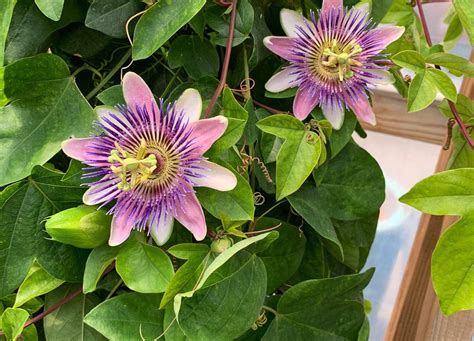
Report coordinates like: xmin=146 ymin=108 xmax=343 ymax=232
xmin=62 ymin=72 xmax=237 ymax=246
xmin=264 ymin=0 xmax=405 ymax=128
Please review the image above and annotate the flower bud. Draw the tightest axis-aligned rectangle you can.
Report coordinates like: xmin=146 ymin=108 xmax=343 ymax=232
xmin=210 ymin=237 xmax=233 ymax=254
xmin=45 ymin=205 xmax=111 ymax=248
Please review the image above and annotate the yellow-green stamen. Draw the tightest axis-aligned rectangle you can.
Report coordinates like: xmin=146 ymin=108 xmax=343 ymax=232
xmin=321 ymin=40 xmax=363 ymax=81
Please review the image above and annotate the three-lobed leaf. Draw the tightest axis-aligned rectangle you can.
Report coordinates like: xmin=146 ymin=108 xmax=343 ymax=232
xmin=34 ymin=0 xmax=65 ymax=21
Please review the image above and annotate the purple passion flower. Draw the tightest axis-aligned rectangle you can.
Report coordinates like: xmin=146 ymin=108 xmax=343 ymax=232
xmin=62 ymin=72 xmax=237 ymax=246
xmin=263 ymin=0 xmax=405 ymax=128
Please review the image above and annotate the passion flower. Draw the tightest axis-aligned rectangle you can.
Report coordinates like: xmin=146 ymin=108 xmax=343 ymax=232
xmin=264 ymin=0 xmax=405 ymax=128
xmin=62 ymin=72 xmax=237 ymax=246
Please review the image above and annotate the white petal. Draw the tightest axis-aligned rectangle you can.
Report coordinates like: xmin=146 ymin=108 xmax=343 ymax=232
xmin=265 ymin=68 xmax=299 ymax=93
xmin=322 ymin=102 xmax=345 ymax=130
xmin=365 ymin=69 xmax=395 ymax=86
xmin=150 ymin=213 xmax=174 ymax=246
xmin=191 ymin=160 xmax=237 ymax=191
xmin=83 ymin=177 xmax=120 ymax=205
xmin=175 ymin=88 xmax=202 ymax=122
xmin=280 ymin=8 xmax=307 ymax=38
xmin=354 ymin=1 xmax=370 ymax=15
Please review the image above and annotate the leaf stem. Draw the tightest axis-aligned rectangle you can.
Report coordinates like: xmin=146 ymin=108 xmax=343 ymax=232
xmin=415 ymin=0 xmax=474 ymax=149
xmin=262 ymin=305 xmax=278 ymax=316
xmin=254 ymin=200 xmax=287 ymax=223
xmin=204 ymin=0 xmax=238 ymax=118
xmin=105 ymin=279 xmax=123 ymax=300
xmin=85 ymin=49 xmax=132 ymax=101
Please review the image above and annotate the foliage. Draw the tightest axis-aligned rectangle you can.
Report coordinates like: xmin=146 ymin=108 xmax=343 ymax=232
xmin=0 ymin=0 xmax=472 ymax=339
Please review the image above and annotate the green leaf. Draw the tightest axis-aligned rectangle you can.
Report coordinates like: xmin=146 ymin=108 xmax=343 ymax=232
xmin=427 ymin=68 xmax=457 ymax=103
xmin=168 ymin=35 xmax=219 ymax=79
xmin=262 ymin=270 xmax=374 ymax=340
xmin=257 ymin=114 xmax=305 ymax=140
xmin=0 ymin=166 xmax=88 ymax=297
xmin=85 ymin=0 xmax=143 ymax=38
xmin=116 ymin=233 xmax=174 ymax=293
xmin=34 ymin=0 xmax=64 ymax=21
xmin=407 ymin=70 xmax=438 ymax=112
xmin=288 ymin=184 xmax=342 ymax=251
xmin=256 ymin=218 xmax=306 ymax=293
xmin=83 ymin=245 xmax=119 ymax=294
xmin=1 ymin=307 xmax=29 ymax=341
xmin=443 ymin=14 xmax=464 ymax=51
xmin=5 ymin=0 xmax=86 ymax=63
xmin=0 ymin=53 xmax=95 ymax=186
xmin=453 ymin=0 xmax=474 ymax=45
xmin=197 ymin=163 xmax=255 ymax=222
xmin=248 ymin=0 xmax=272 ymax=68
xmin=208 ymin=87 xmax=248 ymax=155
xmin=97 ymin=85 xmax=125 ymax=106
xmin=426 ymin=52 xmax=474 ymax=77
xmin=391 ymin=50 xmax=426 ymax=72
xmin=84 ymin=293 xmax=164 ymax=340
xmin=265 ymin=87 xmax=297 ymax=99
xmin=0 ymin=0 xmax=16 ymax=67
xmin=329 ymin=111 xmax=357 ymax=157
xmin=56 ymin=25 xmax=111 ymax=59
xmin=14 ymin=263 xmax=64 ymax=308
xmin=132 ymin=0 xmax=206 ymax=60
xmin=174 ymin=232 xmax=277 ymax=315
xmin=431 ymin=216 xmax=474 ymax=315
xmin=178 ymin=252 xmax=267 ymax=341
xmin=44 ymin=284 xmax=106 ymax=341
xmin=371 ymin=0 xmax=394 ymax=23
xmin=167 ymin=243 xmax=209 ymax=260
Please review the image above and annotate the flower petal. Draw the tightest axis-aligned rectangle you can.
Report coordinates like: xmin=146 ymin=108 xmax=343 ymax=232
xmin=175 ymin=88 xmax=202 ymax=123
xmin=346 ymin=93 xmax=376 ymax=126
xmin=191 ymin=160 xmax=237 ymax=191
xmin=150 ymin=213 xmax=174 ymax=246
xmin=263 ymin=36 xmax=296 ymax=61
xmin=293 ymin=87 xmax=319 ymax=120
xmin=83 ymin=176 xmax=120 ymax=206
xmin=109 ymin=205 xmax=135 ymax=246
xmin=370 ymin=26 xmax=405 ymax=54
xmin=174 ymin=191 xmax=206 ymax=241
xmin=322 ymin=0 xmax=343 ymax=12
xmin=265 ymin=68 xmax=299 ymax=93
xmin=62 ymin=138 xmax=95 ymax=162
xmin=363 ymin=68 xmax=395 ymax=86
xmin=322 ymin=102 xmax=345 ymax=129
xmin=280 ymin=9 xmax=307 ymax=38
xmin=187 ymin=116 xmax=228 ymax=155
xmin=122 ymin=72 xmax=158 ymax=115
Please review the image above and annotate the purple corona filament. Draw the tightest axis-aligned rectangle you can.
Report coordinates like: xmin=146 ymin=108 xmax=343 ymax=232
xmin=62 ymin=73 xmax=237 ymax=246
xmin=263 ymin=0 xmax=405 ymax=128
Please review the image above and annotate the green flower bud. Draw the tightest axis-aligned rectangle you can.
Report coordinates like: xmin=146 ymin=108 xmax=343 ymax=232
xmin=210 ymin=237 xmax=233 ymax=254
xmin=45 ymin=205 xmax=111 ymax=248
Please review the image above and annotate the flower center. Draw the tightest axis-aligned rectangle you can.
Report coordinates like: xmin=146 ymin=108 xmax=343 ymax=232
xmin=312 ymin=40 xmax=363 ymax=82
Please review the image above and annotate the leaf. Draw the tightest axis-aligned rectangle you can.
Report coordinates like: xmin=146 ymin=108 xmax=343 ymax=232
xmin=84 ymin=293 xmax=164 ymax=340
xmin=426 ymin=52 xmax=474 ymax=77
xmin=116 ymin=233 xmax=174 ymax=293
xmin=132 ymin=0 xmax=206 ymax=60
xmin=43 ymin=284 xmax=106 ymax=341
xmin=168 ymin=35 xmax=219 ymax=79
xmin=5 ymin=0 xmax=86 ymax=63
xmin=14 ymin=263 xmax=64 ymax=308
xmin=427 ymin=68 xmax=457 ymax=103
xmin=400 ymin=168 xmax=474 ymax=216
xmin=443 ymin=13 xmax=463 ymax=51
xmin=97 ymin=85 xmax=125 ymax=106
xmin=196 ymin=162 xmax=255 ymax=222
xmin=208 ymin=87 xmax=248 ymax=155
xmin=85 ymin=0 xmax=143 ymax=38
xmin=0 ymin=53 xmax=95 ymax=186
xmin=431 ymin=216 xmax=474 ymax=315
xmin=174 ymin=232 xmax=277 ymax=315
xmin=400 ymin=169 xmax=474 ymax=314
xmin=83 ymin=245 xmax=119 ymax=293
xmin=391 ymin=50 xmax=426 ymax=72
xmin=56 ymin=25 xmax=112 ymax=59
xmin=0 ymin=0 xmax=16 ymax=67
xmin=256 ymin=218 xmax=306 ymax=293
xmin=248 ymin=0 xmax=272 ymax=68
xmin=0 ymin=166 xmax=88 ymax=297
xmin=371 ymin=0 xmax=394 ymax=24
xmin=407 ymin=70 xmax=438 ymax=112
xmin=1 ymin=307 xmax=29 ymax=341
xmin=453 ymin=0 xmax=474 ymax=45
xmin=262 ymin=270 xmax=374 ymax=340
xmin=257 ymin=115 xmax=322 ymax=200
xmin=167 ymin=243 xmax=209 ymax=260
xmin=34 ymin=0 xmax=64 ymax=21
xmin=178 ymin=252 xmax=267 ymax=341
xmin=329 ymin=111 xmax=357 ymax=158
xmin=288 ymin=183 xmax=342 ymax=252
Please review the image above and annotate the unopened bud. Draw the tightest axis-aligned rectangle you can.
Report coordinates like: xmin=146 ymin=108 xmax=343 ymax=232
xmin=45 ymin=205 xmax=111 ymax=248
xmin=210 ymin=237 xmax=233 ymax=254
